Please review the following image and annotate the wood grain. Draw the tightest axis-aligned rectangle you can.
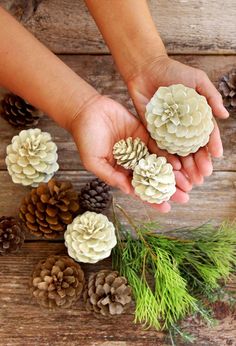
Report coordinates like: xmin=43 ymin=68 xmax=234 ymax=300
xmin=0 ymin=243 xmax=235 ymax=346
xmin=0 ymin=0 xmax=236 ymax=54
xmin=0 ymin=55 xmax=236 ymax=171
xmin=0 ymin=170 xmax=235 ymax=240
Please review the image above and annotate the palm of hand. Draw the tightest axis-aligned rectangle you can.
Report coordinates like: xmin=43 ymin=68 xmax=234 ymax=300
xmin=127 ymin=57 xmax=228 ymax=184
xmin=71 ymin=96 xmax=190 ymax=212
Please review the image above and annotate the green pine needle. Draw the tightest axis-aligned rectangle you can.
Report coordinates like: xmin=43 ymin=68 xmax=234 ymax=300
xmin=112 ymin=204 xmax=236 ymax=332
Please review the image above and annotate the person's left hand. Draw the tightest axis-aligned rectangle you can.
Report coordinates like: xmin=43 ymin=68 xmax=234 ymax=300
xmin=126 ymin=56 xmax=229 ymax=185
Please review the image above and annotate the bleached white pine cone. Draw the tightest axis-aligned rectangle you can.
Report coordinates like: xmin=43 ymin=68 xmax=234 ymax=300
xmin=64 ymin=211 xmax=117 ymax=264
xmin=113 ymin=137 xmax=149 ymax=170
xmin=5 ymin=128 xmax=59 ymax=187
xmin=132 ymin=154 xmax=176 ymax=204
xmin=146 ymin=84 xmax=214 ymax=156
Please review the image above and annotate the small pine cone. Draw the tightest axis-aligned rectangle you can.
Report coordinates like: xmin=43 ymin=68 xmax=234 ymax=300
xmin=132 ymin=154 xmax=176 ymax=204
xmin=79 ymin=178 xmax=112 ymax=213
xmin=19 ymin=179 xmax=80 ymax=239
xmin=219 ymin=69 xmax=236 ymax=111
xmin=1 ymin=93 xmax=40 ymax=128
xmin=0 ymin=216 xmax=25 ymax=255
xmin=30 ymin=255 xmax=84 ymax=309
xmin=83 ymin=270 xmax=132 ymax=316
xmin=113 ymin=137 xmax=149 ymax=170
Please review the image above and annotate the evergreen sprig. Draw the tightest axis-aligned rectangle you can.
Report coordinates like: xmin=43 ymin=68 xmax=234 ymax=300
xmin=112 ymin=204 xmax=236 ymax=331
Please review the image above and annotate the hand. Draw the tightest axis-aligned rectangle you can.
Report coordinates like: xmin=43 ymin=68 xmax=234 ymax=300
xmin=70 ymin=95 xmax=192 ymax=212
xmin=127 ymin=56 xmax=229 ymax=185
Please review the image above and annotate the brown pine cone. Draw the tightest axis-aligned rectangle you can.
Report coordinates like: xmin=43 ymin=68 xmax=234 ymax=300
xmin=30 ymin=255 xmax=84 ymax=309
xmin=0 ymin=216 xmax=25 ymax=255
xmin=79 ymin=178 xmax=112 ymax=213
xmin=1 ymin=93 xmax=41 ymax=128
xmin=83 ymin=270 xmax=132 ymax=316
xmin=219 ymin=69 xmax=236 ymax=111
xmin=19 ymin=179 xmax=80 ymax=239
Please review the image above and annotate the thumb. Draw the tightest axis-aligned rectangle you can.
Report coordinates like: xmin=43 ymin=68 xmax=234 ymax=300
xmin=84 ymin=158 xmax=131 ymax=194
xmin=197 ymin=73 xmax=229 ymax=119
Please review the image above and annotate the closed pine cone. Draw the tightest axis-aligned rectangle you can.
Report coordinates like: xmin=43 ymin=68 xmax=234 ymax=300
xmin=84 ymin=270 xmax=132 ymax=316
xmin=19 ymin=179 xmax=80 ymax=239
xmin=1 ymin=93 xmax=40 ymax=128
xmin=79 ymin=178 xmax=112 ymax=212
xmin=219 ymin=69 xmax=236 ymax=111
xmin=113 ymin=137 xmax=149 ymax=170
xmin=0 ymin=216 xmax=25 ymax=255
xmin=30 ymin=255 xmax=84 ymax=309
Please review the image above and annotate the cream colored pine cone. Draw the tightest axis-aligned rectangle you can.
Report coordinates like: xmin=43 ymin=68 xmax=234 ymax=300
xmin=146 ymin=84 xmax=214 ymax=156
xmin=113 ymin=137 xmax=149 ymax=169
xmin=132 ymin=154 xmax=176 ymax=204
xmin=64 ymin=211 xmax=117 ymax=264
xmin=5 ymin=128 xmax=59 ymax=187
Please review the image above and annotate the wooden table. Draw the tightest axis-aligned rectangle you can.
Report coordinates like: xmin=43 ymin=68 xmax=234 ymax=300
xmin=0 ymin=1 xmax=236 ymax=345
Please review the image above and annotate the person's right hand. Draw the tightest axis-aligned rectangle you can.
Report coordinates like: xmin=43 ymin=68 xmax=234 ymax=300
xmin=69 ymin=95 xmax=192 ymax=213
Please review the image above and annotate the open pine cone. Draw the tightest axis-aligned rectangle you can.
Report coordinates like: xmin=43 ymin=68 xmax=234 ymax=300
xmin=0 ymin=216 xmax=25 ymax=255
xmin=65 ymin=212 xmax=117 ymax=264
xmin=113 ymin=137 xmax=149 ymax=170
xmin=1 ymin=93 xmax=40 ymax=128
xmin=132 ymin=154 xmax=176 ymax=204
xmin=19 ymin=179 xmax=80 ymax=239
xmin=84 ymin=270 xmax=132 ymax=316
xmin=6 ymin=128 xmax=59 ymax=187
xmin=146 ymin=84 xmax=214 ymax=156
xmin=30 ymin=255 xmax=84 ymax=309
xmin=219 ymin=69 xmax=236 ymax=111
xmin=79 ymin=178 xmax=112 ymax=213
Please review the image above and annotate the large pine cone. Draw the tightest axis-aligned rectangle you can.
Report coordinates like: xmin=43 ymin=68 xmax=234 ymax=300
xmin=113 ymin=137 xmax=149 ymax=170
xmin=219 ymin=69 xmax=236 ymax=111
xmin=146 ymin=84 xmax=214 ymax=156
xmin=83 ymin=270 xmax=132 ymax=316
xmin=132 ymin=154 xmax=176 ymax=204
xmin=30 ymin=255 xmax=84 ymax=309
xmin=0 ymin=216 xmax=25 ymax=255
xmin=79 ymin=178 xmax=112 ymax=213
xmin=19 ymin=179 xmax=80 ymax=239
xmin=1 ymin=93 xmax=40 ymax=128
xmin=6 ymin=128 xmax=59 ymax=187
xmin=65 ymin=212 xmax=117 ymax=264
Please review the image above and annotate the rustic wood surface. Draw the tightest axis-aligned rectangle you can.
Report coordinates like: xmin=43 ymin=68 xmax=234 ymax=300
xmin=1 ymin=0 xmax=236 ymax=54
xmin=0 ymin=1 xmax=236 ymax=345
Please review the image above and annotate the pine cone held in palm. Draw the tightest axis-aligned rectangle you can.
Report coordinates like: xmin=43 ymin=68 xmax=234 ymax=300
xmin=84 ymin=270 xmax=132 ymax=316
xmin=30 ymin=255 xmax=84 ymax=308
xmin=19 ymin=179 xmax=80 ymax=239
xmin=0 ymin=216 xmax=25 ymax=255
xmin=79 ymin=178 xmax=112 ymax=213
xmin=219 ymin=69 xmax=236 ymax=111
xmin=1 ymin=93 xmax=40 ymax=128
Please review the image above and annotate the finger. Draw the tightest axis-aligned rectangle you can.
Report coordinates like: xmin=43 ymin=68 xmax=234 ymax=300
xmin=174 ymin=170 xmax=192 ymax=192
xmin=170 ymin=188 xmax=189 ymax=203
xmin=148 ymin=138 xmax=182 ymax=170
xmin=207 ymin=121 xmax=223 ymax=158
xmin=181 ymin=154 xmax=204 ymax=185
xmin=197 ymin=73 xmax=229 ymax=119
xmin=84 ymin=158 xmax=132 ymax=194
xmin=194 ymin=147 xmax=213 ymax=176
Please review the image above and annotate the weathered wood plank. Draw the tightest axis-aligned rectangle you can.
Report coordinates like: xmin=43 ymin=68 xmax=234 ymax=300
xmin=0 ymin=0 xmax=235 ymax=54
xmin=0 ymin=170 xmax=235 ymax=239
xmin=0 ymin=55 xmax=235 ymax=171
xmin=0 ymin=243 xmax=235 ymax=346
